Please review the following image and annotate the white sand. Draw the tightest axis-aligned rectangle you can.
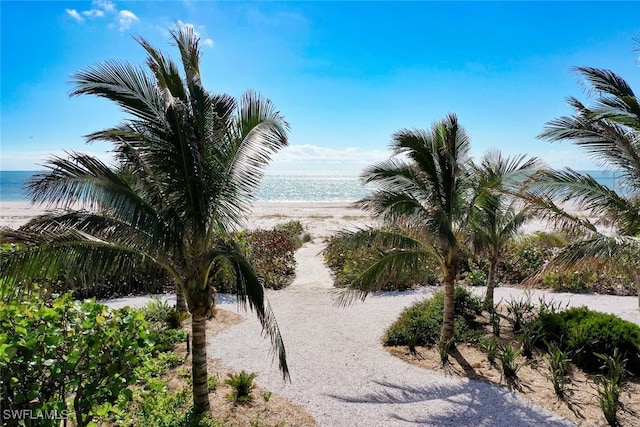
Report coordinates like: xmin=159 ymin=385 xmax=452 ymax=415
xmin=2 ymin=201 xmax=638 ymax=426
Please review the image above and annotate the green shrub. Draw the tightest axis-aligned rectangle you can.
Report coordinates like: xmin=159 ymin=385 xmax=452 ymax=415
xmin=147 ymin=328 xmax=188 ymax=355
xmin=224 ymin=370 xmax=257 ymax=403
xmin=139 ymin=296 xmax=185 ymax=328
xmin=463 ymin=259 xmax=488 ymax=287
xmin=384 ymin=287 xmax=483 ymax=346
xmin=275 ymin=220 xmax=305 ymax=238
xmin=499 ymin=344 xmax=522 ymax=380
xmin=246 ymin=229 xmax=297 ymax=289
xmin=213 ymin=228 xmax=298 ymax=292
xmin=324 ymin=231 xmax=439 ymax=291
xmin=479 ymin=337 xmax=499 ymax=365
xmin=532 ymin=307 xmax=640 ymax=374
xmin=501 ymin=237 xmax=558 ymax=283
xmin=0 ymin=293 xmax=150 ymax=427
xmin=547 ymin=342 xmax=571 ymax=399
xmin=596 ymin=349 xmax=628 ymax=427
xmin=541 ymin=269 xmax=597 ymax=292
xmin=506 ymin=294 xmax=535 ymax=333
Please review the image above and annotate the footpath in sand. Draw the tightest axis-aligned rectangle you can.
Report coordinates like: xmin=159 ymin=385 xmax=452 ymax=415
xmin=213 ymin=239 xmax=622 ymax=427
xmin=6 ymin=201 xmax=639 ymax=426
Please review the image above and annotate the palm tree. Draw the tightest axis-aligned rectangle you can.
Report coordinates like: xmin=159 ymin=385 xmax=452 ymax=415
xmin=0 ymin=26 xmax=289 ymax=417
xmin=537 ymin=65 xmax=640 ymax=307
xmin=339 ymin=113 xmax=472 ymax=344
xmin=468 ymin=149 xmax=543 ymax=307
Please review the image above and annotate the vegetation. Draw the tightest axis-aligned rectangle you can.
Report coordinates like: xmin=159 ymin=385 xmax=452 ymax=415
xmin=530 ymin=307 xmax=640 ymax=374
xmin=595 ymin=350 xmax=628 ymax=427
xmin=0 ymin=291 xmax=150 ymax=427
xmin=497 ymin=344 xmax=522 ymax=380
xmin=468 ymin=149 xmax=543 ymax=307
xmin=224 ymin=371 xmax=257 ymax=404
xmin=532 ymin=63 xmax=640 ymax=308
xmin=384 ymin=287 xmax=483 ymax=347
xmin=323 ymin=230 xmax=439 ymax=291
xmin=335 ymin=114 xmax=475 ymax=346
xmin=0 ymin=26 xmax=289 ymax=418
xmin=547 ymin=342 xmax=572 ymax=399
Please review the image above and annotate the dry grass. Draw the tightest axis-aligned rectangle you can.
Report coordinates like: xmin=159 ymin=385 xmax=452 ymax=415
xmin=387 ymin=307 xmax=639 ymax=427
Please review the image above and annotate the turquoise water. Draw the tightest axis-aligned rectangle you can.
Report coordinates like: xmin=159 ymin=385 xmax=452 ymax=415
xmin=0 ymin=170 xmax=629 ymax=203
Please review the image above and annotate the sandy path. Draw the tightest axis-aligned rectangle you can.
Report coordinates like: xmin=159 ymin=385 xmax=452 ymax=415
xmin=210 ymin=239 xmax=602 ymax=427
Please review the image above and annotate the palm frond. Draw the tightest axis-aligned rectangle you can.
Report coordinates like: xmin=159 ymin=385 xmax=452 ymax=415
xmin=336 ymin=248 xmax=434 ymax=306
xmin=213 ymin=91 xmax=289 ymax=231
xmin=70 ymin=61 xmax=163 ymax=124
xmin=546 ymin=235 xmax=640 ymax=269
xmin=0 ymin=231 xmax=163 ymax=289
xmin=225 ymin=249 xmax=289 ymax=381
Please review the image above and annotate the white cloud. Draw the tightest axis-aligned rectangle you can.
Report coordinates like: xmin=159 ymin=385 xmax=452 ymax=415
xmin=117 ymin=10 xmax=139 ymax=32
xmin=94 ymin=0 xmax=116 ymax=13
xmin=65 ymin=9 xmax=83 ymax=22
xmin=65 ymin=1 xmax=139 ymax=31
xmin=82 ymin=9 xmax=104 ymax=18
xmin=203 ymin=38 xmax=214 ymax=47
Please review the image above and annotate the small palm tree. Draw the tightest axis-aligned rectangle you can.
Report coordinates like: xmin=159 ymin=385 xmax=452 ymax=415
xmin=339 ymin=113 xmax=472 ymax=344
xmin=469 ymin=149 xmax=543 ymax=307
xmin=0 ymin=26 xmax=289 ymax=416
xmin=537 ymin=64 xmax=640 ymax=307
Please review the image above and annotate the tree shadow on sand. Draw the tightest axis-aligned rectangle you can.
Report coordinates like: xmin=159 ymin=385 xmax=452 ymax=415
xmin=328 ymin=379 xmax=573 ymax=426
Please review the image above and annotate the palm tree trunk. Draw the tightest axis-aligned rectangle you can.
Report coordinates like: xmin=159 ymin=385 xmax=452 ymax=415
xmin=176 ymin=287 xmax=187 ymax=313
xmin=440 ymin=273 xmax=456 ymax=344
xmin=484 ymin=258 xmax=498 ymax=308
xmin=191 ymin=313 xmax=210 ymax=417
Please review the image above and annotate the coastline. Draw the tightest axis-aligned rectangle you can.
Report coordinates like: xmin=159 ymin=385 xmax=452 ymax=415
xmin=0 ymin=200 xmax=377 ymax=238
xmin=0 ymin=199 xmax=593 ymax=236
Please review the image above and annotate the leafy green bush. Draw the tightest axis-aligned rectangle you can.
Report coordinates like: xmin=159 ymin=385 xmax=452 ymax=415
xmin=246 ymin=229 xmax=297 ymax=289
xmin=532 ymin=307 xmax=640 ymax=374
xmin=384 ymin=287 xmax=483 ymax=346
xmin=462 ymin=259 xmax=488 ymax=287
xmin=0 ymin=292 xmax=150 ymax=427
xmin=501 ymin=239 xmax=555 ymax=283
xmin=541 ymin=269 xmax=597 ymax=293
xmin=213 ymin=227 xmax=298 ymax=292
xmin=324 ymin=232 xmax=439 ymax=291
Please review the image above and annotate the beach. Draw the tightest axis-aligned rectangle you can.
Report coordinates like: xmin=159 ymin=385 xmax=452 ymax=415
xmin=2 ymin=200 xmax=639 ymax=426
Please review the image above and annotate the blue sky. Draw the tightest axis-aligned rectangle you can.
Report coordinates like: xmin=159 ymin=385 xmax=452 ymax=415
xmin=2 ymin=1 xmax=640 ymax=174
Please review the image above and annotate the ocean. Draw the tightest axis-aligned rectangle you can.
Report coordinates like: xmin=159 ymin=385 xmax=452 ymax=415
xmin=0 ymin=170 xmax=627 ymax=203
xmin=0 ymin=171 xmax=369 ymax=203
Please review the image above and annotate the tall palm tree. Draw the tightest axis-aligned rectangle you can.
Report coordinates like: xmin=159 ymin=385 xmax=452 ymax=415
xmin=339 ymin=113 xmax=472 ymax=344
xmin=537 ymin=65 xmax=640 ymax=307
xmin=0 ymin=26 xmax=289 ymax=416
xmin=468 ymin=150 xmax=543 ymax=307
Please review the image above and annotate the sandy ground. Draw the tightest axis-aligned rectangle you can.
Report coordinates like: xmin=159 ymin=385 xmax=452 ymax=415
xmin=2 ymin=200 xmax=639 ymax=426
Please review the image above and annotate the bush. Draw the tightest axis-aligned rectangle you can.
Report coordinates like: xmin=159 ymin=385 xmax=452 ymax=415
xmin=0 ymin=292 xmax=151 ymax=427
xmin=384 ymin=287 xmax=483 ymax=346
xmin=213 ymin=227 xmax=298 ymax=292
xmin=531 ymin=306 xmax=640 ymax=374
xmin=501 ymin=238 xmax=556 ymax=283
xmin=224 ymin=370 xmax=257 ymax=403
xmin=276 ymin=220 xmax=311 ymax=249
xmin=246 ymin=229 xmax=297 ymax=289
xmin=541 ymin=269 xmax=597 ymax=293
xmin=324 ymin=231 xmax=439 ymax=291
